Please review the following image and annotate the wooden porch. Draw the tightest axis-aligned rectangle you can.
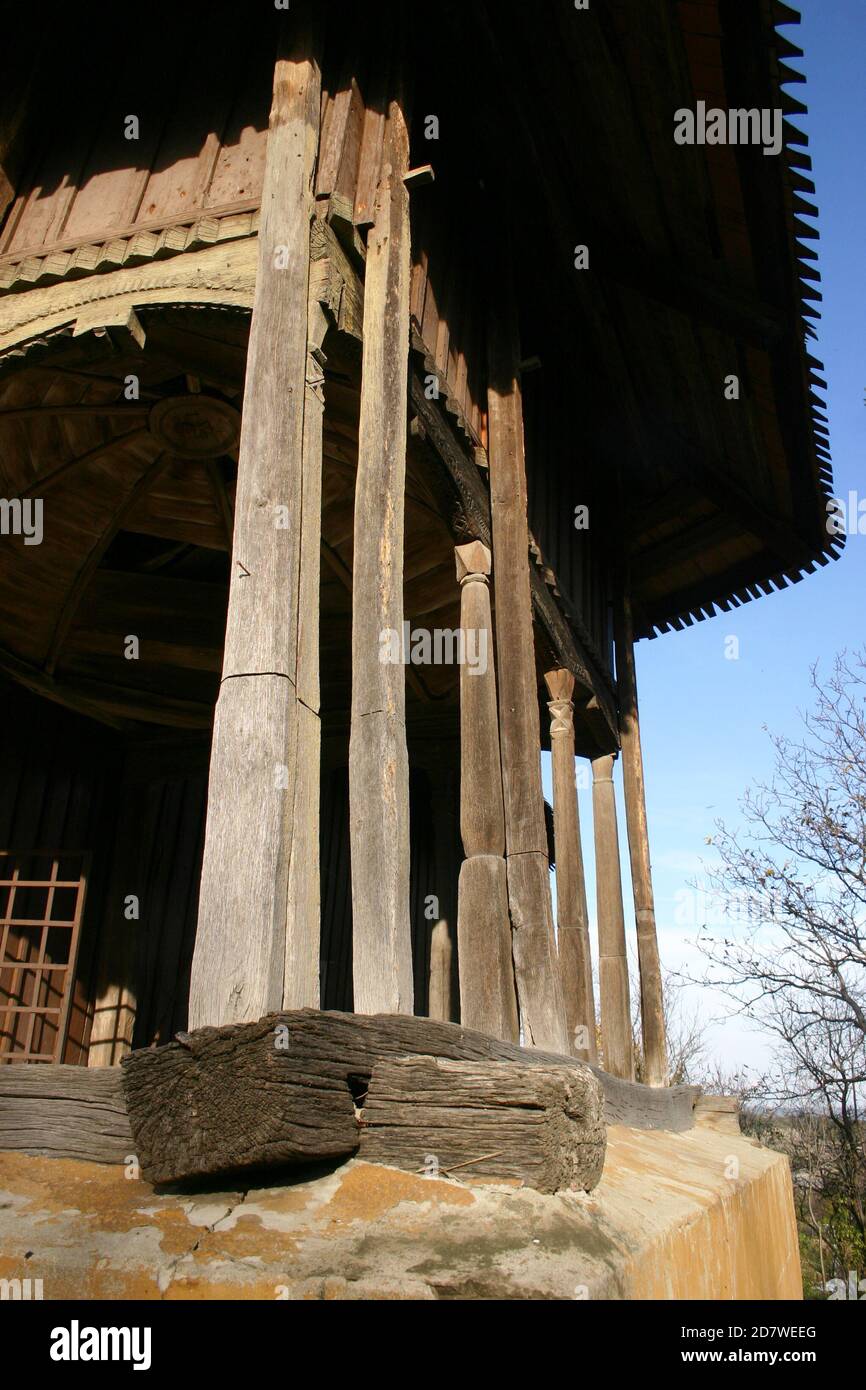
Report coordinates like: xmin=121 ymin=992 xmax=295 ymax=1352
xmin=0 ymin=0 xmax=835 ymax=1144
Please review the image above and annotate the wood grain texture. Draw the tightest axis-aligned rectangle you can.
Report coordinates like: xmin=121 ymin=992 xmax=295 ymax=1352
xmin=121 ymin=1009 xmax=698 ymax=1185
xmin=486 ymin=256 xmax=567 ymax=1053
xmin=0 ymin=1064 xmax=132 ymax=1164
xmin=457 ymin=856 xmax=519 ymax=1042
xmin=615 ymin=588 xmax=667 ymax=1085
xmin=349 ymin=99 xmax=413 ymax=1014
xmin=189 ymin=23 xmax=321 ymax=1029
xmin=284 ymin=319 xmax=327 ymax=1010
xmin=428 ymin=919 xmax=452 ymax=1022
xmin=545 ymin=669 xmax=598 ymax=1063
xmin=591 ymin=754 xmax=634 ymax=1080
xmin=359 ymin=1055 xmax=606 ymax=1193
xmin=693 ymin=1093 xmax=741 ymax=1136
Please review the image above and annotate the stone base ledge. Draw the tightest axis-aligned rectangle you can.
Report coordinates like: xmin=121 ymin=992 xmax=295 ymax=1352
xmin=0 ymin=1121 xmax=801 ymax=1300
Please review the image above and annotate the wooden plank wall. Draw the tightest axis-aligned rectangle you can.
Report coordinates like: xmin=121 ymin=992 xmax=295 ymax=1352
xmin=120 ymin=744 xmax=209 ymax=1049
xmin=408 ymin=190 xmax=488 ymax=447
xmin=0 ymin=680 xmax=120 ymax=1062
xmin=0 ymin=21 xmax=275 ymax=261
xmin=523 ymin=369 xmax=615 ymax=677
xmin=0 ymin=680 xmax=211 ymax=1061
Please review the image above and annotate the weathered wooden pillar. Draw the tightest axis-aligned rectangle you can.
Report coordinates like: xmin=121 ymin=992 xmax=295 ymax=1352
xmin=189 ymin=19 xmax=322 ymax=1029
xmin=615 ymin=587 xmax=667 ymax=1085
xmin=487 ymin=262 xmax=568 ymax=1052
xmin=455 ymin=541 xmax=519 ymax=1042
xmin=428 ymin=921 xmax=452 ymax=1023
xmin=544 ymin=670 xmax=597 ymax=1063
xmin=591 ymin=754 xmax=634 ymax=1079
xmin=284 ymin=305 xmax=327 ymax=1009
xmin=427 ymin=759 xmax=457 ymax=1022
xmin=349 ymin=97 xmax=413 ymax=1014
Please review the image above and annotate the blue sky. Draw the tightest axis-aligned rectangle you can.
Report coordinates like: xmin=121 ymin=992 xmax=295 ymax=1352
xmin=547 ymin=0 xmax=866 ymax=1076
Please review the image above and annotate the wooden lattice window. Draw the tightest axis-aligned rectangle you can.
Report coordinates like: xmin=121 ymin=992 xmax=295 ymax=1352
xmin=0 ymin=852 xmax=89 ymax=1063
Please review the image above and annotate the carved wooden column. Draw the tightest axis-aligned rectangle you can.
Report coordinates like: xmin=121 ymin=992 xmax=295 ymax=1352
xmin=486 ymin=259 xmax=568 ymax=1052
xmin=616 ymin=586 xmax=667 ymax=1084
xmin=591 ymin=753 xmax=634 ymax=1079
xmin=455 ymin=541 xmax=519 ymax=1041
xmin=349 ymin=96 xmax=413 ymax=1014
xmin=189 ymin=18 xmax=321 ymax=1029
xmin=544 ymin=669 xmax=597 ymax=1062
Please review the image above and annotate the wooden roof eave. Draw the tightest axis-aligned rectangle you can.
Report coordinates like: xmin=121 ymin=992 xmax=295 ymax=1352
xmin=635 ymin=534 xmax=843 ymax=641
xmin=629 ymin=0 xmax=840 ymax=635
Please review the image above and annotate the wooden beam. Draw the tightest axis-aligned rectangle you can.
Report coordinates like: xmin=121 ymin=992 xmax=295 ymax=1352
xmin=44 ymin=451 xmax=170 ymax=675
xmin=284 ymin=304 xmax=327 ymax=1009
xmin=0 ymin=1065 xmax=132 ymax=1163
xmin=13 ymin=428 xmax=150 ymax=503
xmin=487 ymin=255 xmax=568 ymax=1052
xmin=121 ymin=1008 xmax=701 ymax=1185
xmin=615 ymin=586 xmax=667 ymax=1086
xmin=455 ymin=541 xmax=518 ymax=1042
xmin=349 ymin=96 xmax=414 ymax=1014
xmin=591 ymin=754 xmax=634 ymax=1080
xmin=544 ymin=669 xmax=597 ymax=1063
xmin=189 ymin=14 xmax=322 ymax=1029
xmin=359 ymin=1055 xmax=605 ymax=1194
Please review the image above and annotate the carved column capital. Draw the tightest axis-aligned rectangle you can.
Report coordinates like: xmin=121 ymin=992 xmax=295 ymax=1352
xmin=455 ymin=540 xmax=492 ymax=587
xmin=547 ymin=697 xmax=574 ymax=739
xmin=544 ymin=668 xmax=576 ymax=740
xmin=591 ymin=753 xmax=616 ymax=785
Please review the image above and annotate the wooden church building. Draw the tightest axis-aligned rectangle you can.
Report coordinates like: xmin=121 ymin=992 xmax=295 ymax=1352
xmin=0 ymin=1 xmax=836 ymax=1089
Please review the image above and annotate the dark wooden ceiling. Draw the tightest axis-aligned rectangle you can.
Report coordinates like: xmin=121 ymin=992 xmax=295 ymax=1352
xmin=0 ymin=306 xmax=463 ymax=740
